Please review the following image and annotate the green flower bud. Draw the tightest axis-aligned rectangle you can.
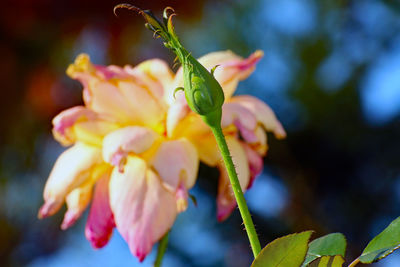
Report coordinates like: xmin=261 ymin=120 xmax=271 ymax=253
xmin=114 ymin=4 xmax=225 ymax=127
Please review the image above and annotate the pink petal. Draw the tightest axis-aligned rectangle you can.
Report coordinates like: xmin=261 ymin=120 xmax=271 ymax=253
xmin=216 ymin=137 xmax=250 ymax=221
xmin=102 ymin=126 xmax=158 ymax=172
xmin=230 ymin=95 xmax=286 ymax=139
xmin=221 ymin=102 xmax=258 ymax=143
xmin=85 ymin=173 xmax=115 ymax=249
xmin=38 ymin=143 xmax=102 ymax=219
xmin=109 ymin=157 xmax=177 ymax=261
xmin=242 ymin=144 xmax=264 ymax=189
xmin=151 ymin=139 xmax=199 ymax=191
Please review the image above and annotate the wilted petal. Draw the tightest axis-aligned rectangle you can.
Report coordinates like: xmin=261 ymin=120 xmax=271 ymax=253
xmin=230 ymin=95 xmax=286 ymax=139
xmin=151 ymin=138 xmax=199 ymax=191
xmin=102 ymin=126 xmax=158 ymax=171
xmin=38 ymin=143 xmax=102 ymax=219
xmin=217 ymin=137 xmax=250 ymax=221
xmin=222 ymin=102 xmax=258 ymax=143
xmin=109 ymin=157 xmax=177 ymax=261
xmin=85 ymin=173 xmax=115 ymax=249
xmin=61 ymin=179 xmax=94 ymax=230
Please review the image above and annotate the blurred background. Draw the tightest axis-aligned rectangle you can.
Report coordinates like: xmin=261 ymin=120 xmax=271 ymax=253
xmin=1 ymin=0 xmax=400 ymax=266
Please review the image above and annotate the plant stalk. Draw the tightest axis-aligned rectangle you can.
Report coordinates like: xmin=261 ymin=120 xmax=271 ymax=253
xmin=154 ymin=232 xmax=169 ymax=267
xmin=210 ymin=125 xmax=261 ymax=257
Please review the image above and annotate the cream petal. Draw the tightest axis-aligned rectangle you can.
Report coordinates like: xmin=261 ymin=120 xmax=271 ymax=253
xmin=85 ymin=173 xmax=115 ymax=249
xmin=116 ymin=80 xmax=166 ymax=127
xmin=85 ymin=80 xmax=136 ymax=124
xmin=52 ymin=106 xmax=98 ymax=146
xmin=151 ymin=139 xmax=199 ymax=191
xmin=38 ymin=143 xmax=102 ymax=218
xmin=216 ymin=137 xmax=250 ymax=221
xmin=102 ymin=126 xmax=158 ymax=171
xmin=230 ymin=95 xmax=286 ymax=139
xmin=109 ymin=157 xmax=177 ymax=261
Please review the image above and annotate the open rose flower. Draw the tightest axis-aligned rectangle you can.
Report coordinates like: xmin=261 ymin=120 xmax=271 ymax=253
xmin=38 ymin=50 xmax=285 ymax=261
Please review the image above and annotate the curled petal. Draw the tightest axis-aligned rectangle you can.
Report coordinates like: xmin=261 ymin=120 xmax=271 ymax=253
xmin=61 ymin=179 xmax=94 ymax=230
xmin=230 ymin=95 xmax=286 ymax=139
xmin=38 ymin=143 xmax=102 ymax=219
xmin=109 ymin=157 xmax=177 ymax=261
xmin=217 ymin=137 xmax=249 ymax=222
xmin=52 ymin=106 xmax=98 ymax=146
xmin=151 ymin=139 xmax=199 ymax=191
xmin=242 ymin=144 xmax=263 ymax=190
xmin=85 ymin=173 xmax=115 ymax=249
xmin=222 ymin=102 xmax=258 ymax=143
xmin=102 ymin=126 xmax=158 ymax=171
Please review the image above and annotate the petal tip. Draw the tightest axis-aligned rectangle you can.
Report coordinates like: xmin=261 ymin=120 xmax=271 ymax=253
xmin=38 ymin=198 xmax=61 ymax=219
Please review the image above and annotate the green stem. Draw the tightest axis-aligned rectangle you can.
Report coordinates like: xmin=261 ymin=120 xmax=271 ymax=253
xmin=154 ymin=232 xmax=169 ymax=267
xmin=210 ymin=125 xmax=261 ymax=257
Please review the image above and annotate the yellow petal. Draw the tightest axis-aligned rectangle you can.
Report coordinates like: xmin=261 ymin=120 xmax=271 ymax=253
xmin=73 ymin=120 xmax=119 ymax=147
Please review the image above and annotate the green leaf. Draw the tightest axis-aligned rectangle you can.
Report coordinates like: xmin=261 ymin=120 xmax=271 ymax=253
xmin=302 ymin=233 xmax=347 ymax=266
xmin=251 ymin=231 xmax=313 ymax=267
xmin=359 ymin=216 xmax=400 ymax=263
